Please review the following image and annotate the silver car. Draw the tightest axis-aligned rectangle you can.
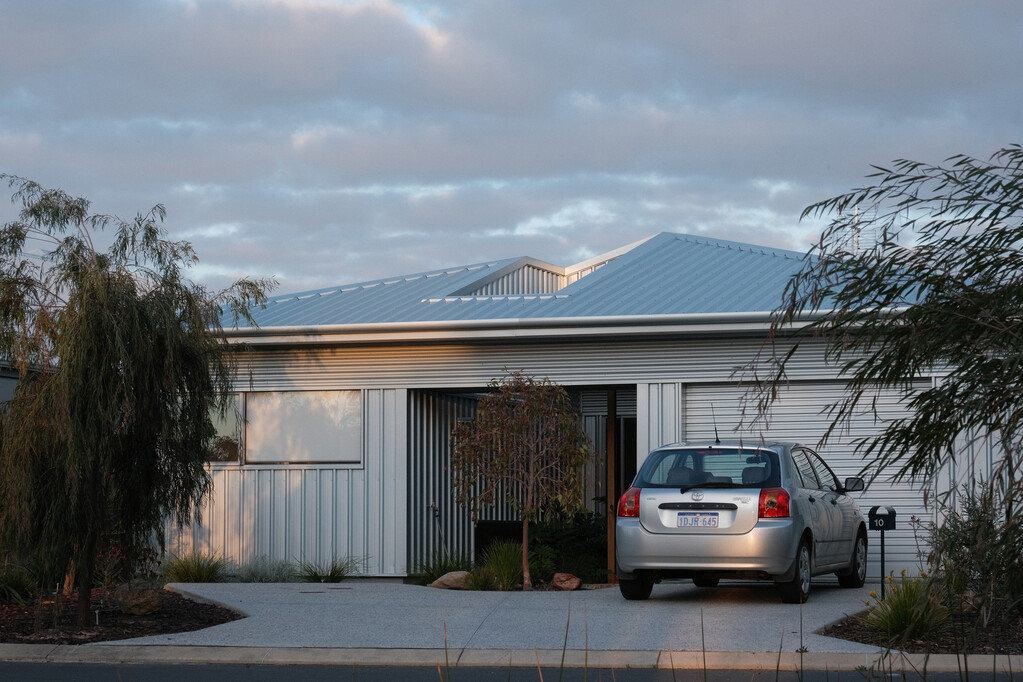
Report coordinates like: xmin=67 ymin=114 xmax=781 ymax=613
xmin=615 ymin=441 xmax=867 ymax=603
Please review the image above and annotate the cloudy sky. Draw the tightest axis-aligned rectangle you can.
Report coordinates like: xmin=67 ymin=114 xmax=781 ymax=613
xmin=2 ymin=1 xmax=1021 ymax=295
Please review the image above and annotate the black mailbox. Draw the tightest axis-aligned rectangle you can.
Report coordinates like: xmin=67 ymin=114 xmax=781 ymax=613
xmin=868 ymin=506 xmax=896 ymax=531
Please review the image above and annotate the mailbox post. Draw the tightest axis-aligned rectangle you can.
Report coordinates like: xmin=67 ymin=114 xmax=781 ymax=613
xmin=868 ymin=506 xmax=896 ymax=597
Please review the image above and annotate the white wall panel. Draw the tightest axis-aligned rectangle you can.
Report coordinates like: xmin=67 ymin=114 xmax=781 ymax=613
xmin=637 ymin=382 xmax=684 ymax=467
xmin=165 ymin=388 xmax=407 ymax=576
xmin=229 ymin=337 xmax=838 ymax=392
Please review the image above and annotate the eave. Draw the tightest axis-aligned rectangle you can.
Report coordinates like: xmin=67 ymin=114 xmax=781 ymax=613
xmin=222 ymin=311 xmax=825 ymax=347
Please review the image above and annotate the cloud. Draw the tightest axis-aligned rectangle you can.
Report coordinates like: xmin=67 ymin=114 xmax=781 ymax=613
xmin=1 ymin=0 xmax=1021 ymax=292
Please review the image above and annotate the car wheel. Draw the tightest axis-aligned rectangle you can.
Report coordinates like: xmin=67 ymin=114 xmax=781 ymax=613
xmin=779 ymin=539 xmax=811 ymax=603
xmin=693 ymin=577 xmax=719 ymax=588
xmin=837 ymin=531 xmax=867 ymax=588
xmin=618 ymin=575 xmax=653 ymax=600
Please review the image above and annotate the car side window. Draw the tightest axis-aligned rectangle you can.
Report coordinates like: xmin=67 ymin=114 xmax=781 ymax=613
xmin=790 ymin=449 xmax=821 ymax=489
xmin=808 ymin=451 xmax=839 ymax=492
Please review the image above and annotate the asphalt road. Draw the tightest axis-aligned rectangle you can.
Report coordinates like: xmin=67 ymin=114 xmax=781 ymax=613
xmin=0 ymin=662 xmax=1016 ymax=682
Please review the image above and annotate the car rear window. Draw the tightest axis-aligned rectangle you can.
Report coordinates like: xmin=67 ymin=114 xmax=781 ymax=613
xmin=634 ymin=447 xmax=780 ymax=489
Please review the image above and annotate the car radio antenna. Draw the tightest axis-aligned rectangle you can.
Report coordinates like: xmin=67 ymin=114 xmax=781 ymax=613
xmin=711 ymin=404 xmax=721 ymax=444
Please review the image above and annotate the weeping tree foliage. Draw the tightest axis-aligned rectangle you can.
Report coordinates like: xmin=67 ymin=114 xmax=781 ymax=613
xmin=0 ymin=175 xmax=273 ymax=625
xmin=451 ymin=371 xmax=591 ymax=590
xmin=744 ymin=145 xmax=1023 ymax=509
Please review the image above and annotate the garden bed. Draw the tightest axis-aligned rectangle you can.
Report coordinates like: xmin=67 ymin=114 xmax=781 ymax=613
xmin=0 ymin=590 xmax=242 ymax=645
xmin=820 ymin=609 xmax=1023 ymax=655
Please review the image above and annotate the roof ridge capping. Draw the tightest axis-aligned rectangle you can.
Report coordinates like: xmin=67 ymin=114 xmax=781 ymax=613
xmin=676 ymin=232 xmax=805 ymax=260
xmin=265 ymin=258 xmax=519 ymax=306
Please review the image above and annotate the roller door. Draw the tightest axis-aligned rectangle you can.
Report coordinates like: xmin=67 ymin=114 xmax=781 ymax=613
xmin=684 ymin=381 xmax=932 ymax=579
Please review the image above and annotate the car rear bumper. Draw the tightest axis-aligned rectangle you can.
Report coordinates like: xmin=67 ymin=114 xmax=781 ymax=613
xmin=615 ymin=517 xmax=802 ymax=580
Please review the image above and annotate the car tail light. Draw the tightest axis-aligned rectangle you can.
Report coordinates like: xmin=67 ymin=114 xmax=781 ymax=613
xmin=759 ymin=487 xmax=790 ymax=518
xmin=617 ymin=487 xmax=641 ymax=517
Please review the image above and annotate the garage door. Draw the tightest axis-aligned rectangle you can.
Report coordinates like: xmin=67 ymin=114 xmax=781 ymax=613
xmin=684 ymin=380 xmax=932 ymax=579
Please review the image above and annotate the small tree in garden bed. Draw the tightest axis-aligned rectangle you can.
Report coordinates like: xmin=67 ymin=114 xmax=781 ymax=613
xmin=451 ymin=371 xmax=592 ymax=590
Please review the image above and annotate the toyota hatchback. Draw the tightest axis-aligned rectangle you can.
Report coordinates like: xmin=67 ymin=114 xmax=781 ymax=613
xmin=615 ymin=441 xmax=867 ymax=603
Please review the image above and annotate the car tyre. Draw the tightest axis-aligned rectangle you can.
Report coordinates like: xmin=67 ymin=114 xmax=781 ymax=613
xmin=779 ymin=539 xmax=811 ymax=604
xmin=693 ymin=577 xmax=719 ymax=588
xmin=837 ymin=531 xmax=867 ymax=588
xmin=618 ymin=575 xmax=653 ymax=600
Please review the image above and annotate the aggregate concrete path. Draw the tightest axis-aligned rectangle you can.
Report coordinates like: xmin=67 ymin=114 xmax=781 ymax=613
xmin=116 ymin=579 xmax=878 ymax=652
xmin=1 ymin=579 xmax=1020 ymax=675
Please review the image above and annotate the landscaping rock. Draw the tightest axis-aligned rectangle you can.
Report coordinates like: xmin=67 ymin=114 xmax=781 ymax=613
xmin=551 ymin=573 xmax=581 ymax=591
xmin=114 ymin=580 xmax=164 ymax=615
xmin=430 ymin=570 xmax=469 ymax=589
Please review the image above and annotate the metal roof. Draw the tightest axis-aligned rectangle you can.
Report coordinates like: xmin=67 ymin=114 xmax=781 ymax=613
xmin=230 ymin=232 xmax=808 ymax=331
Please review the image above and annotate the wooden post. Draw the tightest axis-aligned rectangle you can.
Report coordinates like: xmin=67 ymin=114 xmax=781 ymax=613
xmin=606 ymin=389 xmax=618 ymax=584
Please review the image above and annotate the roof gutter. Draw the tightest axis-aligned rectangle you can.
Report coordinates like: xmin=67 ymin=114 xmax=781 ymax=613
xmin=222 ymin=310 xmax=828 ymax=346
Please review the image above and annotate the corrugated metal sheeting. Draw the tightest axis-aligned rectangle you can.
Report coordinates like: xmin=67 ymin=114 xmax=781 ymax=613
xmin=636 ymin=380 xmax=934 ymax=577
xmin=406 ymin=388 xmax=629 ymax=569
xmin=233 ymin=232 xmax=812 ymax=327
xmin=464 ymin=263 xmax=565 ymax=296
xmin=406 ymin=390 xmax=478 ymax=567
xmin=229 ymin=336 xmax=841 ymax=392
xmin=165 ymin=389 xmax=407 ymax=576
xmin=181 ymin=337 xmax=947 ymax=576
xmin=183 ymin=229 xmax=999 ymax=583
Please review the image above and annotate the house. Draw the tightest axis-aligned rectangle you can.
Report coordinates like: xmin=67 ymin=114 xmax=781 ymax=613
xmin=166 ymin=232 xmax=958 ymax=578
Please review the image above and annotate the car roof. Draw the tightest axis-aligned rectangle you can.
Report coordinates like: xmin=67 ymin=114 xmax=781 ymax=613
xmin=653 ymin=441 xmax=800 ymax=451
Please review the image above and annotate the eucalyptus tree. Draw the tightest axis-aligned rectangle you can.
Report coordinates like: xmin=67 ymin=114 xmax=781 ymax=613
xmin=747 ymin=146 xmax=1023 ymax=504
xmin=0 ymin=175 xmax=273 ymax=625
xmin=451 ymin=371 xmax=592 ymax=590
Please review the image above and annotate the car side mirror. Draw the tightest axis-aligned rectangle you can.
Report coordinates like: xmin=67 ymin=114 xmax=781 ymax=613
xmin=843 ymin=477 xmax=865 ymax=492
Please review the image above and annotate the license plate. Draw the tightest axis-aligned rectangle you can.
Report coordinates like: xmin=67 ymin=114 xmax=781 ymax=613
xmin=677 ymin=512 xmax=719 ymax=528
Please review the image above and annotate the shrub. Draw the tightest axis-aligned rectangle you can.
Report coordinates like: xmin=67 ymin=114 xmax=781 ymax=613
xmin=408 ymin=552 xmax=473 ymax=586
xmin=865 ymin=571 xmax=948 ymax=646
xmin=480 ymin=540 xmax=522 ymax=591
xmin=465 ymin=566 xmax=498 ymax=591
xmin=162 ymin=552 xmax=230 ymax=583
xmin=528 ymin=544 xmax=558 ymax=586
xmin=297 ymin=556 xmax=361 ymax=583
xmin=927 ymin=485 xmax=1023 ymax=625
xmin=0 ymin=564 xmax=36 ymax=605
xmin=530 ymin=511 xmax=608 ymax=585
xmin=234 ymin=555 xmax=297 ymax=583
xmin=95 ymin=541 xmax=163 ymax=590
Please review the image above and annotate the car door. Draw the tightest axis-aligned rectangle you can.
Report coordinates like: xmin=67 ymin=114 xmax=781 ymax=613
xmin=789 ymin=448 xmax=835 ymax=566
xmin=808 ymin=451 xmax=858 ymax=567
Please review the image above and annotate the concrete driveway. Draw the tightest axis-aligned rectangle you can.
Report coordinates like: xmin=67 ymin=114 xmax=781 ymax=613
xmin=3 ymin=579 xmax=1020 ymax=674
xmin=112 ymin=578 xmax=878 ymax=652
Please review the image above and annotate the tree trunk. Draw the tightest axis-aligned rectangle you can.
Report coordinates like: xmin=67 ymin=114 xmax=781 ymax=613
xmin=76 ymin=560 xmax=92 ymax=627
xmin=521 ymin=518 xmax=532 ymax=591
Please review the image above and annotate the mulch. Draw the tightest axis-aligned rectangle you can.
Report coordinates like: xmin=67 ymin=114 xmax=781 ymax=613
xmin=820 ymin=609 xmax=1023 ymax=655
xmin=0 ymin=589 xmax=242 ymax=645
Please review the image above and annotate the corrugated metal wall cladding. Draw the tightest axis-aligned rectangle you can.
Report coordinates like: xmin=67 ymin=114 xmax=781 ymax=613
xmin=165 ymin=389 xmax=407 ymax=576
xmin=230 ymin=339 xmax=836 ymax=392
